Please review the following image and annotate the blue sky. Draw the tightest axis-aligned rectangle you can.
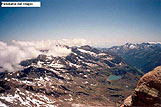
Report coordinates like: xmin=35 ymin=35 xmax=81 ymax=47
xmin=0 ymin=0 xmax=161 ymax=47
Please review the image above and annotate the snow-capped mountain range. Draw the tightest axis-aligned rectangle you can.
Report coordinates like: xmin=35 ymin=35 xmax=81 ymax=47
xmin=108 ymin=42 xmax=161 ymax=73
xmin=0 ymin=45 xmax=141 ymax=107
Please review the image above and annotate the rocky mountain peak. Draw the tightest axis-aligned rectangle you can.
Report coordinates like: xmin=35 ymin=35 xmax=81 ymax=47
xmin=79 ymin=45 xmax=92 ymax=50
xmin=121 ymin=66 xmax=161 ymax=107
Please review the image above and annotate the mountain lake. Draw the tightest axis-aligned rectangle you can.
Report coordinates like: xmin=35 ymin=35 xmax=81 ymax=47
xmin=108 ymin=75 xmax=121 ymax=80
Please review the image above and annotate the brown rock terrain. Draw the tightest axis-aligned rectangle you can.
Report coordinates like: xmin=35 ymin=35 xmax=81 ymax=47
xmin=121 ymin=66 xmax=161 ymax=107
xmin=0 ymin=46 xmax=142 ymax=107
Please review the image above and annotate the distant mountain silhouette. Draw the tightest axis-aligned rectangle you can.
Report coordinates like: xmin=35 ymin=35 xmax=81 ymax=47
xmin=107 ymin=42 xmax=161 ymax=74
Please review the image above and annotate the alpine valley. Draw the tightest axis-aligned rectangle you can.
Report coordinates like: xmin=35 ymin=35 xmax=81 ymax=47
xmin=0 ymin=43 xmax=160 ymax=107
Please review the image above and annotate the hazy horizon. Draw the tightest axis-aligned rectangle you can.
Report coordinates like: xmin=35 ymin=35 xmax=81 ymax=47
xmin=0 ymin=0 xmax=161 ymax=47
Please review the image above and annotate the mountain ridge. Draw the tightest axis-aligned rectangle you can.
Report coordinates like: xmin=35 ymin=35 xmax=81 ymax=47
xmin=0 ymin=45 xmax=141 ymax=107
xmin=106 ymin=42 xmax=161 ymax=74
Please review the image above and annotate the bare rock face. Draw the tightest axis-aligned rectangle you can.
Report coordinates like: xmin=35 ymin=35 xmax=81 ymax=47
xmin=121 ymin=66 xmax=161 ymax=107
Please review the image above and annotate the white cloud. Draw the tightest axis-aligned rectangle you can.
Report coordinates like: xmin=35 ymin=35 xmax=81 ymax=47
xmin=0 ymin=38 xmax=89 ymax=72
xmin=59 ymin=38 xmax=90 ymax=46
xmin=148 ymin=41 xmax=161 ymax=44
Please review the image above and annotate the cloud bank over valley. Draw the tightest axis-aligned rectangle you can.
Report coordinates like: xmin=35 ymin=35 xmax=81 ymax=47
xmin=0 ymin=39 xmax=89 ymax=72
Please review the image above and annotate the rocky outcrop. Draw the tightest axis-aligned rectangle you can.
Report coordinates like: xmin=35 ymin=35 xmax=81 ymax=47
xmin=121 ymin=66 xmax=161 ymax=107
